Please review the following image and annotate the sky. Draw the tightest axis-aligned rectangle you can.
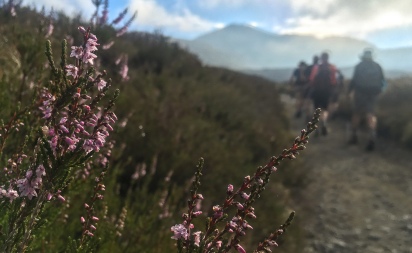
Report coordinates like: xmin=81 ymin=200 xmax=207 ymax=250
xmin=22 ymin=0 xmax=412 ymax=49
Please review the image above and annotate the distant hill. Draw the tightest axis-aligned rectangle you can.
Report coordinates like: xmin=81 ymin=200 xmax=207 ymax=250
xmin=176 ymin=24 xmax=412 ymax=81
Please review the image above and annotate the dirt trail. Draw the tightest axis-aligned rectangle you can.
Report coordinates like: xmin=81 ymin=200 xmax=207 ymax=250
xmin=282 ymin=95 xmax=412 ymax=253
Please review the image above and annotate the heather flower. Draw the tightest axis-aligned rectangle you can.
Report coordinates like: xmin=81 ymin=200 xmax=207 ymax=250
xmin=82 ymin=51 xmax=97 ymax=65
xmin=97 ymin=79 xmax=107 ymax=91
xmin=16 ymin=165 xmax=46 ymax=200
xmin=70 ymin=46 xmax=83 ymax=59
xmin=86 ymin=39 xmax=99 ymax=52
xmin=65 ymin=64 xmax=79 ymax=77
xmin=234 ymin=244 xmax=246 ymax=253
xmin=227 ymin=184 xmax=234 ymax=194
xmin=171 ymin=224 xmax=188 ymax=240
xmin=102 ymin=41 xmax=115 ymax=50
xmin=112 ymin=8 xmax=127 ymax=25
xmin=241 ymin=192 xmax=250 ymax=200
xmin=193 ymin=231 xmax=201 ymax=246
xmin=57 ymin=194 xmax=65 ymax=202
xmin=78 ymin=26 xmax=87 ymax=34
xmin=119 ymin=61 xmax=129 ymax=81
xmin=116 ymin=27 xmax=127 ymax=37
xmin=45 ymin=23 xmax=54 ymax=38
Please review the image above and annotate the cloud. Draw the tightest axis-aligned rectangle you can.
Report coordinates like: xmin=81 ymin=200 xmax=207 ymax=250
xmin=277 ymin=0 xmax=412 ymax=41
xmin=128 ymin=0 xmax=221 ymax=33
xmin=197 ymin=0 xmax=280 ymax=9
xmin=22 ymin=0 xmax=94 ymax=17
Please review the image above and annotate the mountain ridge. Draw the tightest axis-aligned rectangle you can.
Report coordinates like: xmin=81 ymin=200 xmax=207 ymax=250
xmin=175 ymin=24 xmax=412 ymax=81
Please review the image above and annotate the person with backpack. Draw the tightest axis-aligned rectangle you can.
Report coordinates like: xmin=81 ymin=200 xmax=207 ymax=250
xmin=304 ymin=55 xmax=319 ymax=121
xmin=289 ymin=61 xmax=309 ymax=118
xmin=348 ymin=49 xmax=386 ymax=151
xmin=309 ymin=52 xmax=338 ymax=135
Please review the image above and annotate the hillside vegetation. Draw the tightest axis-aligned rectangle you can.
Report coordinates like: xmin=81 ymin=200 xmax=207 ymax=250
xmin=0 ymin=4 xmax=306 ymax=252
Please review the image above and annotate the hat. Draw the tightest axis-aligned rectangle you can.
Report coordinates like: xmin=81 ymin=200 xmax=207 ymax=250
xmin=360 ymin=49 xmax=373 ymax=60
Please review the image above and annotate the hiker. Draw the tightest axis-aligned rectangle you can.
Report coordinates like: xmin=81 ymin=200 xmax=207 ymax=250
xmin=304 ymin=55 xmax=319 ymax=120
xmin=329 ymin=69 xmax=345 ymax=119
xmin=289 ymin=61 xmax=309 ymax=118
xmin=309 ymin=52 xmax=338 ymax=135
xmin=348 ymin=49 xmax=386 ymax=151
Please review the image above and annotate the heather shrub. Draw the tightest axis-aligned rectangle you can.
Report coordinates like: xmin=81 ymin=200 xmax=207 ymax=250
xmin=376 ymin=77 xmax=412 ymax=147
xmin=0 ymin=2 xmax=312 ymax=252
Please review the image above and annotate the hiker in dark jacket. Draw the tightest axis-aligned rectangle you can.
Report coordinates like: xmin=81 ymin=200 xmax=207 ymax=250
xmin=309 ymin=52 xmax=338 ymax=136
xmin=348 ymin=49 xmax=386 ymax=151
xmin=289 ymin=61 xmax=309 ymax=118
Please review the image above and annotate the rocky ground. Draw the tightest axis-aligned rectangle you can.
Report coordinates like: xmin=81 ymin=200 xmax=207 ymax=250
xmin=283 ymin=95 xmax=412 ymax=253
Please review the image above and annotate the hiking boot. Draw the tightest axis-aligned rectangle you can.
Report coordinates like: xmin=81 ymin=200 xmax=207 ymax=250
xmin=321 ymin=126 xmax=328 ymax=136
xmin=365 ymin=140 xmax=375 ymax=151
xmin=348 ymin=134 xmax=358 ymax=145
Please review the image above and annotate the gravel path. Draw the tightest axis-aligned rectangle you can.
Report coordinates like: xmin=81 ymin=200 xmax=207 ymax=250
xmin=283 ymin=95 xmax=412 ymax=253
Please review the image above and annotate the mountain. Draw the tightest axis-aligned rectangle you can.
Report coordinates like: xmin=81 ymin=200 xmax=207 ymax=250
xmin=176 ymin=24 xmax=412 ymax=81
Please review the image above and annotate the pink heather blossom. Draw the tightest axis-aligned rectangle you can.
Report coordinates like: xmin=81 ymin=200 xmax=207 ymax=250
xmin=192 ymin=211 xmax=202 ymax=217
xmin=268 ymin=240 xmax=279 ymax=246
xmin=49 ymin=135 xmax=58 ymax=151
xmin=112 ymin=9 xmax=127 ymax=25
xmin=84 ymin=203 xmax=90 ymax=209
xmin=100 ymin=9 xmax=108 ymax=24
xmin=85 ymin=231 xmax=94 ymax=237
xmin=39 ymin=88 xmax=55 ymax=119
xmin=90 ymin=225 xmax=97 ymax=230
xmin=116 ymin=27 xmax=127 ymax=37
xmin=10 ymin=6 xmax=16 ymax=17
xmin=212 ymin=205 xmax=223 ymax=219
xmin=115 ymin=56 xmax=122 ymax=65
xmin=7 ymin=189 xmax=19 ymax=201
xmin=235 ymin=202 xmax=244 ymax=210
xmin=170 ymin=224 xmax=188 ymax=240
xmin=65 ymin=64 xmax=78 ymax=78
xmin=234 ymin=244 xmax=246 ymax=253
xmin=60 ymin=125 xmax=69 ymax=133
xmin=92 ymin=216 xmax=99 ymax=221
xmin=80 ymin=216 xmax=85 ymax=223
xmin=82 ymin=51 xmax=97 ymax=65
xmin=86 ymin=39 xmax=99 ymax=52
xmin=227 ymin=184 xmax=234 ymax=193
xmin=119 ymin=62 xmax=129 ymax=81
xmin=193 ymin=231 xmax=201 ymax=246
xmin=0 ymin=187 xmax=19 ymax=202
xmin=246 ymin=212 xmax=257 ymax=219
xmin=216 ymin=241 xmax=222 ymax=249
xmin=241 ymin=192 xmax=250 ymax=200
xmin=102 ymin=41 xmax=115 ymax=50
xmin=271 ymin=166 xmax=278 ymax=172
xmin=78 ymin=26 xmax=87 ymax=34
xmin=16 ymin=165 xmax=46 ymax=200
xmin=89 ymin=33 xmax=97 ymax=41
xmin=196 ymin=194 xmax=204 ymax=200
xmin=97 ymin=79 xmax=107 ymax=91
xmin=242 ymin=221 xmax=253 ymax=230
xmin=70 ymin=46 xmax=83 ymax=59
xmin=57 ymin=194 xmax=65 ymax=202
xmin=45 ymin=23 xmax=54 ymax=38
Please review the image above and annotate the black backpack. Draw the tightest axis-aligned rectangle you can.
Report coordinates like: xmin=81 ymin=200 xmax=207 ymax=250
xmin=354 ymin=61 xmax=383 ymax=95
xmin=313 ymin=64 xmax=332 ymax=92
